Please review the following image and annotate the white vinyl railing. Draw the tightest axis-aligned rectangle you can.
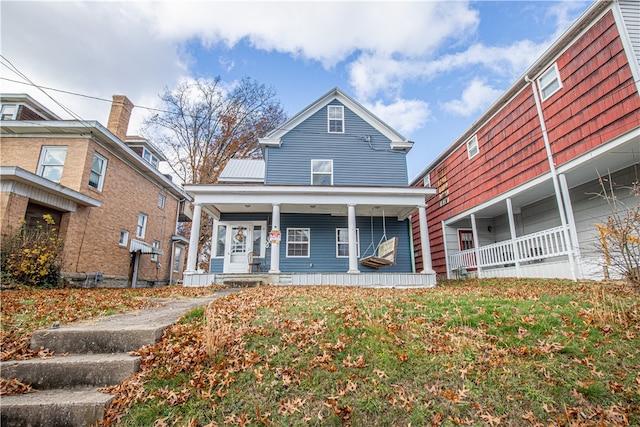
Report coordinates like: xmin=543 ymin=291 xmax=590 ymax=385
xmin=449 ymin=226 xmax=570 ymax=271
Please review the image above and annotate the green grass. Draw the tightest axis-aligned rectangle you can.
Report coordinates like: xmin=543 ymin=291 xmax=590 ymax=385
xmin=113 ymin=279 xmax=640 ymax=426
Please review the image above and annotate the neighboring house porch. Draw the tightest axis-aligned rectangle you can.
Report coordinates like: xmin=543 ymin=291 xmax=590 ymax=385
xmin=443 ymin=130 xmax=639 ymax=281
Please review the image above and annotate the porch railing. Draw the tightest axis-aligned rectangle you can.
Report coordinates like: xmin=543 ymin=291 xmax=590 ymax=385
xmin=449 ymin=225 xmax=570 ymax=271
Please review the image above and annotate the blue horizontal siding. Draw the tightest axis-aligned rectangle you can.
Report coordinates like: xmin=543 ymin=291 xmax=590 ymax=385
xmin=210 ymin=212 xmax=412 ymax=273
xmin=265 ymin=100 xmax=408 ymax=186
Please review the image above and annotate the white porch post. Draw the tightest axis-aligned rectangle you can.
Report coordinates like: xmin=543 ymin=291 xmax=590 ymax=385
xmin=347 ymin=204 xmax=359 ymax=273
xmin=559 ymin=174 xmax=583 ymax=278
xmin=506 ymin=198 xmax=521 ymax=277
xmin=470 ymin=214 xmax=481 ymax=277
xmin=442 ymin=221 xmax=451 ymax=279
xmin=418 ymin=205 xmax=434 ymax=273
xmin=269 ymin=203 xmax=281 ymax=273
xmin=185 ymin=203 xmax=202 ymax=273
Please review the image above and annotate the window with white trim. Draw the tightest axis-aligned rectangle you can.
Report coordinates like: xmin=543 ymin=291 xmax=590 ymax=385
xmin=327 ymin=105 xmax=344 ymax=133
xmin=311 ymin=159 xmax=333 ymax=185
xmin=88 ymin=153 xmax=107 ymax=191
xmin=136 ymin=213 xmax=148 ymax=238
xmin=142 ymin=148 xmax=159 ymax=168
xmin=158 ymin=194 xmax=166 ymax=209
xmin=119 ymin=230 xmax=129 ymax=246
xmin=538 ymin=64 xmax=562 ymax=101
xmin=336 ymin=228 xmax=360 ymax=258
xmin=151 ymin=240 xmax=160 ymax=261
xmin=1 ymin=104 xmax=17 ymax=120
xmin=37 ymin=146 xmax=67 ymax=183
xmin=423 ymin=174 xmax=431 ymax=188
xmin=287 ymin=228 xmax=310 ymax=257
xmin=466 ymin=135 xmax=479 ymax=159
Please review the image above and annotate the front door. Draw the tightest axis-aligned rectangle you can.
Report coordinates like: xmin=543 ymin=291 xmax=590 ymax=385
xmin=226 ymin=225 xmax=251 ymax=273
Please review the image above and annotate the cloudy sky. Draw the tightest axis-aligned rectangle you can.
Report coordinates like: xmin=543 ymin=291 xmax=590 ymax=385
xmin=1 ymin=0 xmax=592 ymax=180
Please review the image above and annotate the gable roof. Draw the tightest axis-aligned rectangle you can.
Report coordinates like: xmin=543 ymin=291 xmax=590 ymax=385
xmin=259 ymin=87 xmax=413 ymax=152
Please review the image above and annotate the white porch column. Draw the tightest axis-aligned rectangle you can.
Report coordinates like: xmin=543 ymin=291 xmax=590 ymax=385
xmin=470 ymin=214 xmax=481 ymax=277
xmin=506 ymin=198 xmax=521 ymax=277
xmin=347 ymin=204 xmax=359 ymax=273
xmin=559 ymin=174 xmax=583 ymax=279
xmin=442 ymin=221 xmax=451 ymax=279
xmin=418 ymin=205 xmax=434 ymax=273
xmin=185 ymin=203 xmax=202 ymax=273
xmin=269 ymin=203 xmax=281 ymax=273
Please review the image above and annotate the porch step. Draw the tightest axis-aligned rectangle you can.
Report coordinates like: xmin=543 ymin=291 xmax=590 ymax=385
xmin=0 ymin=387 xmax=114 ymax=427
xmin=1 ymin=353 xmax=141 ymax=389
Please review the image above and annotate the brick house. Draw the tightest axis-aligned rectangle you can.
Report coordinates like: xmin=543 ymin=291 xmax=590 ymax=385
xmin=410 ymin=0 xmax=640 ymax=281
xmin=1 ymin=94 xmax=191 ymax=287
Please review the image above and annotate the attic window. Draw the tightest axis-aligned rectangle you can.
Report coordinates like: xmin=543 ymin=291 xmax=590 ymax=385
xmin=328 ymin=105 xmax=344 ymax=133
xmin=1 ymin=104 xmax=17 ymax=120
xmin=142 ymin=148 xmax=159 ymax=168
xmin=538 ymin=63 xmax=562 ymax=101
xmin=466 ymin=135 xmax=479 ymax=159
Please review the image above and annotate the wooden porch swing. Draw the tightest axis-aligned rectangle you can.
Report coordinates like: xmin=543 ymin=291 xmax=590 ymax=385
xmin=359 ymin=210 xmax=398 ymax=268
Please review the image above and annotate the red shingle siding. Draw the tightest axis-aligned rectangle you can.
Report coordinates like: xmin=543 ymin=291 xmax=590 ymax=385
xmin=546 ymin=11 xmax=640 ymax=165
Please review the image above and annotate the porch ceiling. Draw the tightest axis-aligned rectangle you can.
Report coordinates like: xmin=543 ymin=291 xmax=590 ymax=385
xmin=184 ymin=184 xmax=436 ymax=220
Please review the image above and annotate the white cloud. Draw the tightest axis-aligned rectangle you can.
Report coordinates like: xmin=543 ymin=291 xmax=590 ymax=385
xmin=441 ymin=79 xmax=503 ymax=117
xmin=365 ymin=98 xmax=432 ymax=137
xmin=1 ymin=1 xmax=187 ymax=134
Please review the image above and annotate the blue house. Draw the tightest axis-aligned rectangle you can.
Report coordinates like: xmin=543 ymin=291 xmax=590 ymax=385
xmin=183 ymin=88 xmax=436 ymax=287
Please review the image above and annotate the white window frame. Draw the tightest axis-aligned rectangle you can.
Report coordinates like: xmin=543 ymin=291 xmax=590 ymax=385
xmin=37 ymin=146 xmax=67 ymax=183
xmin=213 ymin=223 xmax=227 ymax=258
xmin=286 ymin=228 xmax=310 ymax=258
xmin=311 ymin=159 xmax=333 ymax=186
xmin=327 ymin=105 xmax=344 ymax=133
xmin=158 ymin=194 xmax=166 ymax=209
xmin=423 ymin=174 xmax=431 ymax=188
xmin=119 ymin=230 xmax=129 ymax=246
xmin=466 ymin=135 xmax=479 ymax=159
xmin=538 ymin=63 xmax=562 ymax=101
xmin=336 ymin=228 xmax=360 ymax=258
xmin=88 ymin=152 xmax=107 ymax=191
xmin=1 ymin=104 xmax=17 ymax=120
xmin=151 ymin=240 xmax=160 ymax=261
xmin=136 ymin=213 xmax=148 ymax=238
xmin=142 ymin=148 xmax=159 ymax=168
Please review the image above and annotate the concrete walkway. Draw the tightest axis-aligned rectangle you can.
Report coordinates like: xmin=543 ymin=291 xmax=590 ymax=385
xmin=1 ymin=287 xmax=241 ymax=427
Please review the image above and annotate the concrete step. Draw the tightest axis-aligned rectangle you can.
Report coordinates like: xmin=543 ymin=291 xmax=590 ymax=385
xmin=0 ymin=386 xmax=114 ymax=427
xmin=1 ymin=353 xmax=140 ymax=389
xmin=30 ymin=324 xmax=166 ymax=354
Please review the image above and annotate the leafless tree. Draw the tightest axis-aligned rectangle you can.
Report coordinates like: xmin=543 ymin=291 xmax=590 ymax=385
xmin=593 ymin=170 xmax=639 ymax=286
xmin=145 ymin=77 xmax=286 ymax=270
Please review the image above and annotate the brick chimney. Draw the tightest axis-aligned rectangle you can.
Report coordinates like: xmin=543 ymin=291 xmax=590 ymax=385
xmin=107 ymin=95 xmax=134 ymax=141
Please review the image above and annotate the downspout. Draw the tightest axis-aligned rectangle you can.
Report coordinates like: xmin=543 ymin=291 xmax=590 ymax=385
xmin=525 ymin=75 xmax=577 ymax=281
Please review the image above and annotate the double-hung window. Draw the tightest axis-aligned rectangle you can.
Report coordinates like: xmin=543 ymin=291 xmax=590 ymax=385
xmin=136 ymin=213 xmax=148 ymax=238
xmin=311 ymin=159 xmax=333 ymax=185
xmin=328 ymin=105 xmax=344 ymax=133
xmin=37 ymin=146 xmax=67 ymax=183
xmin=158 ymin=194 xmax=166 ymax=209
xmin=336 ymin=228 xmax=360 ymax=258
xmin=538 ymin=63 xmax=562 ymax=101
xmin=88 ymin=153 xmax=107 ymax=191
xmin=466 ymin=135 xmax=479 ymax=159
xmin=287 ymin=228 xmax=310 ymax=257
xmin=142 ymin=148 xmax=159 ymax=168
